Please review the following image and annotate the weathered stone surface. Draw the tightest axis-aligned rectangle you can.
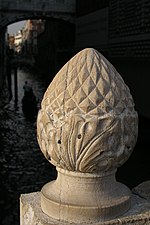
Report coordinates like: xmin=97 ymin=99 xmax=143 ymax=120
xmin=20 ymin=191 xmax=150 ymax=225
xmin=132 ymin=180 xmax=150 ymax=201
xmin=36 ymin=48 xmax=138 ymax=223
xmin=37 ymin=48 xmax=138 ymax=173
xmin=41 ymin=168 xmax=131 ymax=223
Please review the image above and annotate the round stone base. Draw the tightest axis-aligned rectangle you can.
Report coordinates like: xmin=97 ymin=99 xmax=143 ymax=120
xmin=41 ymin=168 xmax=131 ymax=223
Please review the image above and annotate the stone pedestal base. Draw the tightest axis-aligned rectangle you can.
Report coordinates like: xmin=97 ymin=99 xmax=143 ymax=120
xmin=41 ymin=168 xmax=131 ymax=223
xmin=20 ymin=183 xmax=150 ymax=225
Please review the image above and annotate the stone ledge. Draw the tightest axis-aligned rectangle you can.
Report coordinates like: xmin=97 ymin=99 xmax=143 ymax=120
xmin=20 ymin=183 xmax=150 ymax=225
xmin=132 ymin=180 xmax=150 ymax=201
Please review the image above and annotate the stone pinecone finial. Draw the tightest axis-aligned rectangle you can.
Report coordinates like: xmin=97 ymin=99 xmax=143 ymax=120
xmin=37 ymin=48 xmax=138 ymax=173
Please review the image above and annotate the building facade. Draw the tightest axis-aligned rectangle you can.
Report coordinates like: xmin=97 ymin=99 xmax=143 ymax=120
xmin=36 ymin=18 xmax=75 ymax=78
xmin=76 ymin=0 xmax=150 ymax=59
xmin=76 ymin=0 xmax=150 ymax=118
xmin=109 ymin=0 xmax=150 ymax=59
xmin=21 ymin=19 xmax=45 ymax=56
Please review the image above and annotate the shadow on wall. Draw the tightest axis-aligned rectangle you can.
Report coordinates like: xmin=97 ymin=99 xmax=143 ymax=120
xmin=117 ymin=114 xmax=150 ymax=188
xmin=111 ymin=59 xmax=150 ymax=188
xmin=111 ymin=59 xmax=150 ymax=119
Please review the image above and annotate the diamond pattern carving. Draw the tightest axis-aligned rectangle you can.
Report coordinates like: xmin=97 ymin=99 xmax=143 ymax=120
xmin=37 ymin=48 xmax=138 ymax=173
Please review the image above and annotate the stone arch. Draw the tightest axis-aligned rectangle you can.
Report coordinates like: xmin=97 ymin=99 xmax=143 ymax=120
xmin=0 ymin=0 xmax=75 ymax=32
xmin=0 ymin=11 xmax=75 ymax=33
xmin=0 ymin=0 xmax=76 ymax=106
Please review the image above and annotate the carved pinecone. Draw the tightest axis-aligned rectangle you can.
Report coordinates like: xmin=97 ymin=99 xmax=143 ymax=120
xmin=37 ymin=48 xmax=138 ymax=173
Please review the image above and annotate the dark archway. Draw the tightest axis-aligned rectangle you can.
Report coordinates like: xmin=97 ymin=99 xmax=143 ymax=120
xmin=0 ymin=0 xmax=76 ymax=106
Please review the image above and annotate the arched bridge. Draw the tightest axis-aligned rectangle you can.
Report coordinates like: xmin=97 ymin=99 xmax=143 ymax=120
xmin=0 ymin=0 xmax=76 ymax=31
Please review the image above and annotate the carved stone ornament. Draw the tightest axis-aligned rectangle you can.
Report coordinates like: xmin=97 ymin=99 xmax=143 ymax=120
xmin=37 ymin=48 xmax=138 ymax=223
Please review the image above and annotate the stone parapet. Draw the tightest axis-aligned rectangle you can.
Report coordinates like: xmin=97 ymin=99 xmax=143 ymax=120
xmin=20 ymin=182 xmax=150 ymax=225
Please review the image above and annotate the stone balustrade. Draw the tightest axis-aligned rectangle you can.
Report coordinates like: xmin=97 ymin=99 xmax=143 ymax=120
xmin=20 ymin=48 xmax=150 ymax=225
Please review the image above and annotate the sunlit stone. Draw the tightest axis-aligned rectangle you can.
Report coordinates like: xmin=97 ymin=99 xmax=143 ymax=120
xmin=37 ymin=48 xmax=138 ymax=223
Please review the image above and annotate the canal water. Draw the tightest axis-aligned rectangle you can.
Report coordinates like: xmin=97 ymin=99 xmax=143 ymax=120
xmin=0 ymin=69 xmax=56 ymax=225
